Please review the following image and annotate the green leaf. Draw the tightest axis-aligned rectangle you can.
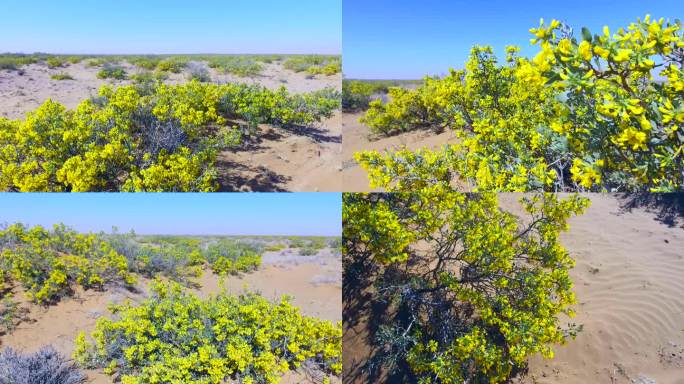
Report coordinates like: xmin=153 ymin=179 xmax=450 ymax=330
xmin=581 ymin=27 xmax=593 ymax=42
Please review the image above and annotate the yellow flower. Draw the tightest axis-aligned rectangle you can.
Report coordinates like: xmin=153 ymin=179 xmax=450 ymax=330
xmin=617 ymin=127 xmax=648 ymax=151
xmin=578 ymin=41 xmax=593 ymax=61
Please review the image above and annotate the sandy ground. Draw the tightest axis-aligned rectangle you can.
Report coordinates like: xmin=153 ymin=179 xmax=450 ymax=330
xmin=219 ymin=112 xmax=341 ymax=191
xmin=341 ymin=111 xmax=457 ymax=192
xmin=343 ymin=194 xmax=684 ymax=384
xmin=0 ymin=247 xmax=342 ymax=384
xmin=0 ymin=61 xmax=341 ymax=192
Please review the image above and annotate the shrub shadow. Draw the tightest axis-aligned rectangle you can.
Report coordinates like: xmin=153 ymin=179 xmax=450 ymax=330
xmin=617 ymin=193 xmax=684 ymax=229
xmin=215 ymin=158 xmax=290 ymax=192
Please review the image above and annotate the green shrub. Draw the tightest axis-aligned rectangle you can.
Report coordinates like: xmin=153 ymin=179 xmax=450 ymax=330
xmin=97 ymin=63 xmax=127 ymax=80
xmin=186 ymin=62 xmax=211 ymax=82
xmin=51 ymin=72 xmax=74 ymax=80
xmin=0 ymin=54 xmax=40 ymax=70
xmin=0 ymin=295 xmax=19 ymax=334
xmin=0 ymin=346 xmax=86 ymax=384
xmin=46 ymin=57 xmax=65 ymax=69
xmin=0 ymin=82 xmax=338 ymax=192
xmin=128 ymin=56 xmax=162 ymax=70
xmin=0 ymin=223 xmax=135 ymax=304
xmin=66 ymin=56 xmax=84 ymax=64
xmin=207 ymin=56 xmax=263 ymax=77
xmin=202 ymin=239 xmax=262 ymax=275
xmin=343 ymin=192 xmax=589 ymax=383
xmin=73 ymin=280 xmax=342 ymax=384
xmin=156 ymin=58 xmax=187 ymax=73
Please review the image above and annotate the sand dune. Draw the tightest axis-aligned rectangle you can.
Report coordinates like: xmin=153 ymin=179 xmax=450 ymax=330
xmin=518 ymin=194 xmax=684 ymax=384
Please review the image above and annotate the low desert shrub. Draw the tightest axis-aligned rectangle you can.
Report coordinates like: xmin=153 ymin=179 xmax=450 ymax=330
xmin=66 ymin=56 xmax=84 ymax=64
xmin=0 ymin=295 xmax=19 ymax=334
xmin=207 ymin=56 xmax=263 ymax=77
xmin=186 ymin=62 xmax=211 ymax=82
xmin=298 ymin=246 xmax=319 ymax=256
xmin=97 ymin=63 xmax=127 ymax=80
xmin=343 ymin=192 xmax=589 ymax=383
xmin=128 ymin=56 xmax=163 ymax=71
xmin=51 ymin=72 xmax=74 ymax=80
xmin=0 ymin=223 xmax=135 ymax=304
xmin=202 ymin=239 xmax=262 ymax=275
xmin=0 ymin=346 xmax=86 ymax=384
xmin=73 ymin=280 xmax=342 ymax=384
xmin=0 ymin=82 xmax=338 ymax=191
xmin=264 ymin=244 xmax=286 ymax=252
xmin=283 ymin=55 xmax=341 ymax=75
xmin=156 ymin=58 xmax=187 ymax=73
xmin=46 ymin=57 xmax=65 ymax=69
xmin=356 ymin=16 xmax=684 ymax=192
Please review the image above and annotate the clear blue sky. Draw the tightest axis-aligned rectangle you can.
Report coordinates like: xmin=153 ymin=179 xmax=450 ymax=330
xmin=0 ymin=193 xmax=341 ymax=236
xmin=0 ymin=0 xmax=341 ymax=54
xmin=343 ymin=0 xmax=684 ymax=79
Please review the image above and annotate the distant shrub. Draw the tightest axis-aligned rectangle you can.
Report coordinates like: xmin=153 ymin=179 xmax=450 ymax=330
xmin=0 ymin=223 xmax=135 ymax=304
xmin=342 ymin=80 xmax=377 ymax=112
xmin=66 ymin=56 xmax=83 ymax=64
xmin=86 ymin=58 xmax=106 ymax=67
xmin=289 ymin=238 xmax=306 ymax=248
xmin=307 ymin=58 xmax=341 ymax=76
xmin=0 ymin=346 xmax=86 ymax=384
xmin=283 ymin=55 xmax=341 ymax=75
xmin=0 ymin=59 xmax=17 ymax=71
xmin=0 ymin=295 xmax=19 ymax=334
xmin=202 ymin=239 xmax=262 ymax=275
xmin=73 ymin=280 xmax=342 ymax=384
xmin=50 ymin=72 xmax=74 ymax=80
xmin=97 ymin=63 xmax=127 ymax=80
xmin=0 ymin=54 xmax=40 ymax=70
xmin=128 ymin=56 xmax=162 ymax=70
xmin=264 ymin=244 xmax=286 ymax=252
xmin=299 ymin=246 xmax=319 ymax=256
xmin=186 ymin=62 xmax=211 ymax=82
xmin=156 ymin=58 xmax=186 ymax=73
xmin=207 ymin=56 xmax=263 ymax=77
xmin=45 ymin=57 xmax=65 ymax=69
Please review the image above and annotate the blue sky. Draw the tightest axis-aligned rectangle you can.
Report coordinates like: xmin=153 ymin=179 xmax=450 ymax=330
xmin=0 ymin=193 xmax=341 ymax=236
xmin=0 ymin=0 xmax=341 ymax=54
xmin=343 ymin=0 xmax=684 ymax=79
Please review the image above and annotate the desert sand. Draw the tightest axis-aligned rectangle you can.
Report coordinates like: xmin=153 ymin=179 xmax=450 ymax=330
xmin=343 ymin=194 xmax=684 ymax=384
xmin=341 ymin=111 xmax=457 ymax=192
xmin=0 ymin=247 xmax=342 ymax=384
xmin=0 ymin=60 xmax=342 ymax=192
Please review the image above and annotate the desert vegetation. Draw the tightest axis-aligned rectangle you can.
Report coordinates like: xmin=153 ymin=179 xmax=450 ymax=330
xmin=0 ymin=81 xmax=339 ymax=191
xmin=0 ymin=223 xmax=343 ymax=383
xmin=0 ymin=54 xmax=341 ymax=77
xmin=343 ymin=192 xmax=590 ymax=383
xmin=0 ymin=53 xmax=342 ymax=191
xmin=353 ymin=16 xmax=684 ymax=192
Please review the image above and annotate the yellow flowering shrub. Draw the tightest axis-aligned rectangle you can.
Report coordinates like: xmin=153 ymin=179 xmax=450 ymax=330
xmin=0 ymin=82 xmax=339 ymax=191
xmin=343 ymin=192 xmax=589 ymax=383
xmin=0 ymin=223 xmax=134 ymax=304
xmin=74 ymin=280 xmax=342 ymax=384
xmin=532 ymin=15 xmax=684 ymax=191
xmin=356 ymin=16 xmax=683 ymax=192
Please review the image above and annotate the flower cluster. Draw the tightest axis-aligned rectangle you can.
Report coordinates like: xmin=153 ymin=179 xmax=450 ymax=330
xmin=74 ymin=280 xmax=342 ymax=384
xmin=356 ymin=16 xmax=683 ymax=192
xmin=343 ymin=192 xmax=589 ymax=383
xmin=0 ymin=81 xmax=339 ymax=192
